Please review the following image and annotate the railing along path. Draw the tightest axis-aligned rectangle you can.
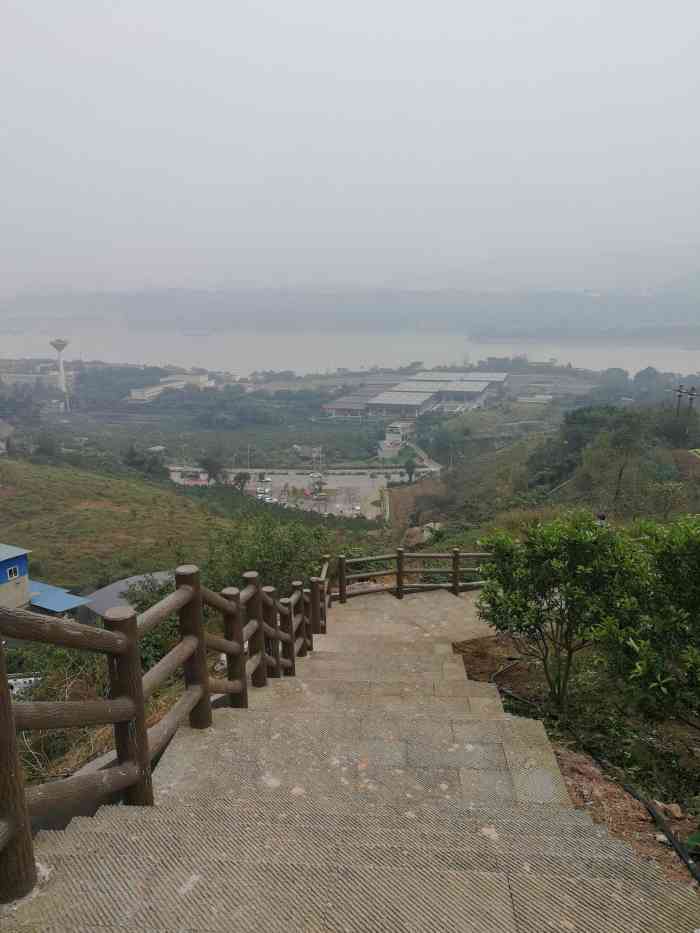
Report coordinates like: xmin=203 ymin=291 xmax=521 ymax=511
xmin=0 ymin=548 xmax=489 ymax=902
xmin=0 ymin=555 xmax=331 ymax=903
xmin=335 ymin=548 xmax=491 ymax=602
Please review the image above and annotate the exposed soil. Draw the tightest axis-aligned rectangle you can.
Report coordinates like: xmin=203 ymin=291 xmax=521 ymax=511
xmin=388 ymin=476 xmax=445 ymax=529
xmin=672 ymin=448 xmax=700 ymax=480
xmin=455 ymin=633 xmax=700 ymax=887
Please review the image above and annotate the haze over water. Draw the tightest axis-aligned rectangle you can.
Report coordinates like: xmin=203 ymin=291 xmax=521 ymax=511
xmin=4 ymin=325 xmax=699 ymax=377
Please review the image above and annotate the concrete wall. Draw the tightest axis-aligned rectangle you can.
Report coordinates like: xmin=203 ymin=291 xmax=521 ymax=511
xmin=0 ymin=576 xmax=29 ymax=610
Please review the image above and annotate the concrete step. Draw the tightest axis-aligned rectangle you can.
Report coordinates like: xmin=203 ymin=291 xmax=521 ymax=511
xmin=11 ymin=841 xmax=698 ymax=933
xmin=0 ymin=857 xmax=520 ymax=932
xmin=243 ymin=677 xmax=506 ymax=717
xmin=41 ymin=798 xmax=631 ymax=855
xmin=33 ymin=818 xmax=667 ymax=886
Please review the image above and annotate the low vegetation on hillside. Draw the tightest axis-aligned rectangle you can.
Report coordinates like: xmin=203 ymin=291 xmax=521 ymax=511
xmin=473 ymin=512 xmax=700 ymax=810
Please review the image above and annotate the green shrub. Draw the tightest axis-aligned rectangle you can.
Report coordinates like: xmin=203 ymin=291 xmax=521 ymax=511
xmin=204 ymin=515 xmax=329 ymax=594
xmin=478 ymin=511 xmax=650 ymax=714
xmin=598 ymin=516 xmax=700 ymax=713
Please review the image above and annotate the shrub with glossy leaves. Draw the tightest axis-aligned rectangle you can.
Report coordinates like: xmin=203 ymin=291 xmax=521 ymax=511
xmin=478 ymin=511 xmax=650 ymax=713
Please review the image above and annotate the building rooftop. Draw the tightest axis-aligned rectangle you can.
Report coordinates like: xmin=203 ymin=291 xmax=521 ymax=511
xmin=0 ymin=544 xmax=29 ymax=562
xmin=391 ymin=381 xmax=490 ymax=394
xmin=323 ymin=396 xmax=369 ymax=410
xmin=85 ymin=571 xmax=173 ymax=617
xmin=27 ymin=580 xmax=90 ymax=614
xmin=410 ymin=371 xmax=509 ymax=383
xmin=368 ymin=391 xmax=437 ymax=406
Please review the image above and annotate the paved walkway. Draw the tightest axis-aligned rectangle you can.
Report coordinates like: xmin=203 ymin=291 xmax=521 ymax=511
xmin=3 ymin=591 xmax=698 ymax=931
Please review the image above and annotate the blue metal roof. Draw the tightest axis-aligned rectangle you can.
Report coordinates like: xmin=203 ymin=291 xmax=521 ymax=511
xmin=27 ymin=579 xmax=90 ymax=613
xmin=0 ymin=544 xmax=30 ymax=562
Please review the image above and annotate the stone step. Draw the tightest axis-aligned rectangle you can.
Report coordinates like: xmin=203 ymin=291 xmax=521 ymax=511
xmin=0 ymin=858 xmax=518 ymax=932
xmin=243 ymin=678 xmax=505 ymax=717
xmin=33 ymin=819 xmax=667 ymax=886
xmin=43 ymin=799 xmax=629 ymax=855
xmin=9 ymin=844 xmax=697 ymax=933
xmin=72 ymin=790 xmax=597 ymax=832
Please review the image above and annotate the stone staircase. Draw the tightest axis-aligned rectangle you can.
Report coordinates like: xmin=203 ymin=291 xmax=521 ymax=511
xmin=3 ymin=591 xmax=698 ymax=931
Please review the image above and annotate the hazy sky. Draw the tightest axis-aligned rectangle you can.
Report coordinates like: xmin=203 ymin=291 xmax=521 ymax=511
xmin=2 ymin=1 xmax=699 ymax=295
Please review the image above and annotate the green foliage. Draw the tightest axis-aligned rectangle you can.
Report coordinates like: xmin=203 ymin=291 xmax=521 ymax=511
xmin=75 ymin=366 xmax=168 ymax=407
xmin=123 ymin=443 xmax=168 ymax=479
xmin=597 ymin=516 xmax=700 ymax=713
xmin=478 ymin=512 xmax=649 ymax=713
xmin=403 ymin=457 xmax=417 ymax=483
xmin=204 ymin=515 xmax=330 ymax=594
xmin=124 ymin=574 xmax=181 ymax=670
xmin=232 ymin=471 xmax=251 ymax=492
xmin=199 ymin=445 xmax=227 ymax=482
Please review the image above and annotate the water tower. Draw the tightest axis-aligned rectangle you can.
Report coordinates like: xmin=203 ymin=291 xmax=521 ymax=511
xmin=49 ymin=338 xmax=70 ymax=407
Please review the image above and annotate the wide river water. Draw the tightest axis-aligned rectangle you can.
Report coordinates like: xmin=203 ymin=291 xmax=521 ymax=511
xmin=3 ymin=326 xmax=700 ymax=377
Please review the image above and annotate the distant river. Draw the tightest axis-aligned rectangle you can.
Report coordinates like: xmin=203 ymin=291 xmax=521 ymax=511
xmin=3 ymin=325 xmax=699 ymax=377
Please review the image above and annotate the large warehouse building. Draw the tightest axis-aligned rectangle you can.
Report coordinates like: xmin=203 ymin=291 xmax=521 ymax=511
xmin=323 ymin=370 xmax=509 ymax=419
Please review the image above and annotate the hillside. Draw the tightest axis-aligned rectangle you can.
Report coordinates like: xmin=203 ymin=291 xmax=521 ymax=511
xmin=0 ymin=459 xmax=232 ymax=590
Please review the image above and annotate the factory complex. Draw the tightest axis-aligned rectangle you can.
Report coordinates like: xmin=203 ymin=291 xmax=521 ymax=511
xmin=323 ymin=371 xmax=508 ymax=420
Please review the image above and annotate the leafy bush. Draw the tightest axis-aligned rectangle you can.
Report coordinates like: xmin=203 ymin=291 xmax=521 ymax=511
xmin=478 ymin=511 xmax=650 ymax=714
xmin=204 ymin=515 xmax=329 ymax=594
xmin=598 ymin=516 xmax=700 ymax=713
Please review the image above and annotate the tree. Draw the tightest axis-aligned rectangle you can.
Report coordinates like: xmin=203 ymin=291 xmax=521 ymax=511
xmin=232 ymin=471 xmax=251 ymax=493
xmin=478 ymin=512 xmax=648 ymax=715
xmin=200 ymin=448 xmax=227 ymax=484
xmin=404 ymin=457 xmax=417 ymax=483
xmin=35 ymin=431 xmax=59 ymax=459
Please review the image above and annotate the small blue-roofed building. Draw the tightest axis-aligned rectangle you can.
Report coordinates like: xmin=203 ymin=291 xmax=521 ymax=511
xmin=0 ymin=544 xmax=30 ymax=611
xmin=27 ymin=580 xmax=90 ymax=615
xmin=0 ymin=542 xmax=91 ymax=616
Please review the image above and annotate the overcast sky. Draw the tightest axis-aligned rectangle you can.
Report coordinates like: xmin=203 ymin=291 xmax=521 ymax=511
xmin=2 ymin=1 xmax=699 ymax=296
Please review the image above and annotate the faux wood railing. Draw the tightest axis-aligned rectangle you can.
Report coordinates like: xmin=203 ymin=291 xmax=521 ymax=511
xmin=0 ymin=559 xmax=328 ymax=903
xmin=335 ymin=548 xmax=491 ymax=603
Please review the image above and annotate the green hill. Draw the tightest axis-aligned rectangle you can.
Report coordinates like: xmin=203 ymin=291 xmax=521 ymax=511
xmin=0 ymin=459 xmax=232 ymax=590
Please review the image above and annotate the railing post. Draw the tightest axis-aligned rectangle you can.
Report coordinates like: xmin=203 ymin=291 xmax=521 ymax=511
xmin=452 ymin=548 xmax=461 ymax=596
xmin=103 ymin=607 xmax=153 ymax=806
xmin=303 ymin=588 xmax=313 ymax=652
xmin=279 ymin=597 xmax=296 ymax=676
xmin=175 ymin=565 xmax=212 ymax=728
xmin=222 ymin=587 xmax=247 ymax=708
xmin=338 ymin=555 xmax=347 ymax=604
xmin=292 ymin=581 xmax=307 ymax=657
xmin=396 ymin=547 xmax=404 ymax=600
xmin=321 ymin=554 xmax=331 ymax=631
xmin=243 ymin=572 xmax=267 ymax=687
xmin=310 ymin=577 xmax=322 ymax=635
xmin=262 ymin=586 xmax=280 ymax=678
xmin=0 ymin=639 xmax=36 ymax=904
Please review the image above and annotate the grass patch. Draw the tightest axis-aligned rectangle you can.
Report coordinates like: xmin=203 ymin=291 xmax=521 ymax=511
xmin=0 ymin=458 xmax=232 ymax=590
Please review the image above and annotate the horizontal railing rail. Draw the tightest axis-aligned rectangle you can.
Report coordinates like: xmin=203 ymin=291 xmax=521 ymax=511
xmin=0 ymin=553 xmax=328 ymax=903
xmin=335 ymin=548 xmax=492 ymax=603
xmin=0 ymin=607 xmax=127 ymax=655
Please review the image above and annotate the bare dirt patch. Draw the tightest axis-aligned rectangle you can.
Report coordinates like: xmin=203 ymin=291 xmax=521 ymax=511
xmin=555 ymin=745 xmax=698 ymax=886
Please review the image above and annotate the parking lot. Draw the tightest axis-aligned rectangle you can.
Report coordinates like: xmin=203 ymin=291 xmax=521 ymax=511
xmin=239 ymin=469 xmax=400 ymax=519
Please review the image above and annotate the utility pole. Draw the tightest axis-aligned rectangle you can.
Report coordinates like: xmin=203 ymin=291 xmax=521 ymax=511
xmin=673 ymin=384 xmax=697 ymax=415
